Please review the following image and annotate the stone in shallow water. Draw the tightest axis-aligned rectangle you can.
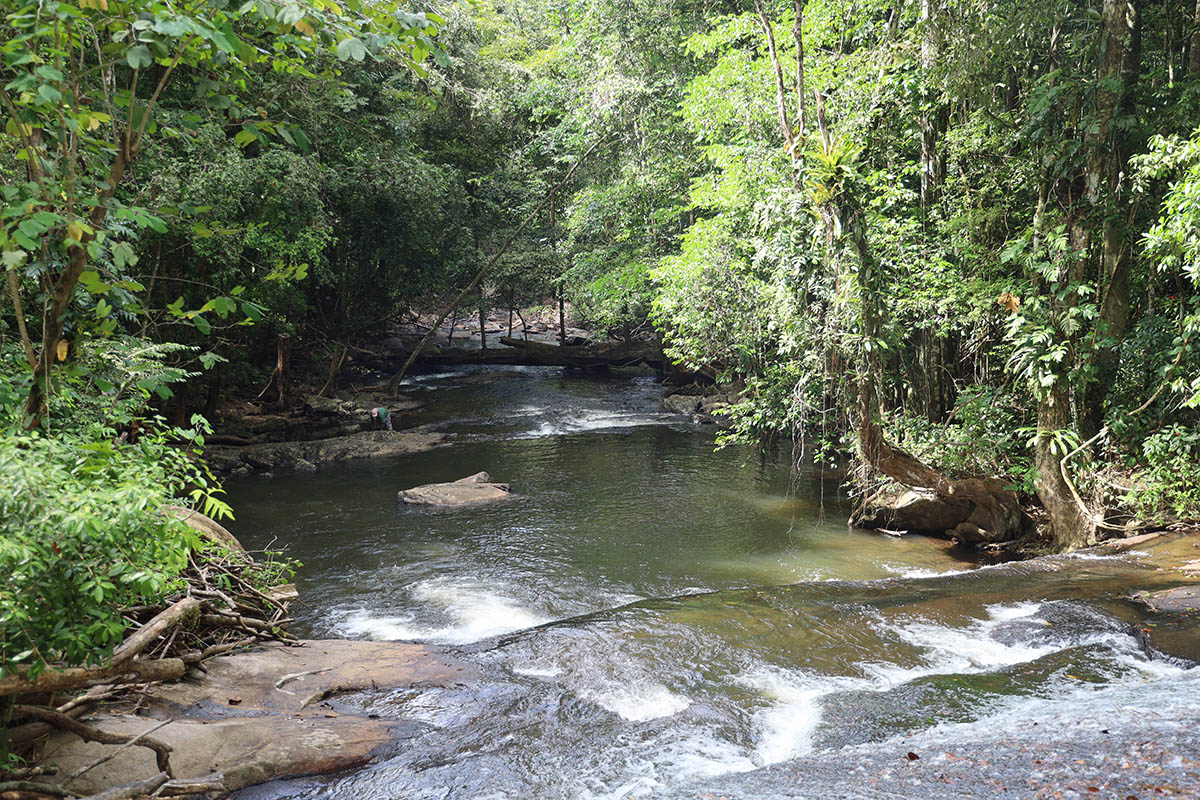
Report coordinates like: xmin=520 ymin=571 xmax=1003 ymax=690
xmin=663 ymin=394 xmax=702 ymax=415
xmin=1131 ymin=584 xmax=1200 ymax=613
xmin=398 ymin=471 xmax=512 ymax=506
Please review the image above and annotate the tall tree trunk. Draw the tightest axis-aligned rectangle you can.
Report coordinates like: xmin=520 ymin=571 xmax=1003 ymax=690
xmin=275 ymin=333 xmax=291 ymax=405
xmin=479 ymin=303 xmax=487 ymax=350
xmin=1190 ymin=0 xmax=1200 ymax=73
xmin=1035 ymin=389 xmax=1096 ymax=550
xmin=919 ymin=0 xmax=945 ymax=214
xmin=793 ymin=0 xmax=806 ymax=142
xmin=1081 ymin=0 xmax=1141 ymax=438
xmin=23 ymin=142 xmax=130 ymax=429
xmin=558 ymin=292 xmax=567 ymax=343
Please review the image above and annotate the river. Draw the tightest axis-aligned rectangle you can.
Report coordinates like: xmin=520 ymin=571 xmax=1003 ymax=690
xmin=225 ymin=366 xmax=1200 ymax=799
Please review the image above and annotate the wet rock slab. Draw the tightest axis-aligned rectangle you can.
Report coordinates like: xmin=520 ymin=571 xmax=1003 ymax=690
xmin=397 ymin=471 xmax=512 ymax=506
xmin=1131 ymin=584 xmax=1200 ymax=613
xmin=37 ymin=640 xmax=475 ymax=796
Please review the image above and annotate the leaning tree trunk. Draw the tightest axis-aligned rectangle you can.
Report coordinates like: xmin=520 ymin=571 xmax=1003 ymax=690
xmin=814 ymin=93 xmax=1028 ymax=546
xmin=918 ymin=0 xmax=946 ymax=214
xmin=1191 ymin=0 xmax=1200 ymax=74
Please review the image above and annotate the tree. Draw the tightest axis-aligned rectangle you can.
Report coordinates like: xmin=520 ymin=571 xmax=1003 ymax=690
xmin=1 ymin=0 xmax=440 ymax=428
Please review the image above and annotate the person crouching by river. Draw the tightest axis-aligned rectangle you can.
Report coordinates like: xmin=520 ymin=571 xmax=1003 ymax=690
xmin=370 ymin=406 xmax=393 ymax=431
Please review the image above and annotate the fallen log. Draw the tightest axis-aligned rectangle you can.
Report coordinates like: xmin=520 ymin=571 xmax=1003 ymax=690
xmin=0 ymin=658 xmax=187 ymax=698
xmin=111 ymin=598 xmax=201 ymax=667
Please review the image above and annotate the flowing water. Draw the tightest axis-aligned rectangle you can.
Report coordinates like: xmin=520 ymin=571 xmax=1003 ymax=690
xmin=225 ymin=366 xmax=1200 ymax=799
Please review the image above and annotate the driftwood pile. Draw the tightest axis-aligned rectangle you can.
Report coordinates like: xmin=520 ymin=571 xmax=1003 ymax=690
xmin=1 ymin=547 xmax=298 ymax=800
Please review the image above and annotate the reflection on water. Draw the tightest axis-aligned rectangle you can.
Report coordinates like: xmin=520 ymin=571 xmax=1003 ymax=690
xmin=225 ymin=366 xmax=1200 ymax=800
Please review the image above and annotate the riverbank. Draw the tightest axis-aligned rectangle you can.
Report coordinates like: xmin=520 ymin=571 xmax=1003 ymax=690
xmin=32 ymin=640 xmax=475 ymax=797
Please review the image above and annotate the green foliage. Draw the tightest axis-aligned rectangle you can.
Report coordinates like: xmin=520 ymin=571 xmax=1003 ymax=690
xmin=0 ymin=425 xmax=209 ymax=675
xmin=888 ymin=387 xmax=1036 ymax=487
xmin=1124 ymin=425 xmax=1200 ymax=520
xmin=0 ymin=329 xmax=234 ymax=678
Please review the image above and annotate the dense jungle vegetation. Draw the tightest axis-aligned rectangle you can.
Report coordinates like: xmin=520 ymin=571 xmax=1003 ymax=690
xmin=3 ymin=0 xmax=1200 ymax=683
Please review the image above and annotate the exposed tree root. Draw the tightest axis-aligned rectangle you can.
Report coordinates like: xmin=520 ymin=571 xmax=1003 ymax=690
xmin=11 ymin=707 xmax=173 ymax=777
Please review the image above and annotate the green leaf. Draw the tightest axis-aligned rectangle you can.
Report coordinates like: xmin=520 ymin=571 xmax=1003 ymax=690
xmin=1 ymin=249 xmax=27 ymax=269
xmin=336 ymin=37 xmax=367 ymax=62
xmin=79 ymin=270 xmax=111 ymax=294
xmin=126 ymin=45 xmax=152 ymax=69
xmin=37 ymin=84 xmax=63 ymax=105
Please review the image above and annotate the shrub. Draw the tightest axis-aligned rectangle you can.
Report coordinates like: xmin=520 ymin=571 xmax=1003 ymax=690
xmin=0 ymin=425 xmax=227 ymax=675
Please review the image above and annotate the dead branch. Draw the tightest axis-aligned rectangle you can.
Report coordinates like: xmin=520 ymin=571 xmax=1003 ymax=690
xmin=12 ymin=706 xmax=173 ymax=776
xmin=0 ymin=780 xmax=73 ymax=797
xmin=158 ymin=772 xmax=225 ymax=796
xmin=111 ymin=599 xmax=201 ymax=668
xmin=62 ymin=718 xmax=173 ymax=790
xmin=0 ymin=659 xmax=186 ymax=699
xmin=77 ymin=771 xmax=169 ymax=800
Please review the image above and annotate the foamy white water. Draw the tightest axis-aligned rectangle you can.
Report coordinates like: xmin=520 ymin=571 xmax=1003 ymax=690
xmin=732 ymin=600 xmax=1160 ymax=766
xmin=519 ymin=408 xmax=670 ymax=439
xmin=737 ymin=668 xmax=869 ymax=764
xmin=338 ymin=577 xmax=549 ymax=644
xmin=581 ymin=680 xmax=691 ymax=722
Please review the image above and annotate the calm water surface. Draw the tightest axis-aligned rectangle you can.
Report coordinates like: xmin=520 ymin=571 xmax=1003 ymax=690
xmin=225 ymin=366 xmax=1200 ymax=800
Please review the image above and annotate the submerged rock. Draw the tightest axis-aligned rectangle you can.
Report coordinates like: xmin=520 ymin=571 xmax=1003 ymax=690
xmin=398 ymin=471 xmax=512 ymax=506
xmin=208 ymin=427 xmax=451 ymax=475
xmin=1130 ymin=584 xmax=1200 ymax=613
xmin=304 ymin=394 xmax=346 ymax=416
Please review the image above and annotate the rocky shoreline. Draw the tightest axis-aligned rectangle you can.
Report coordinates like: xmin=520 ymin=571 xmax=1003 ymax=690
xmin=35 ymin=640 xmax=475 ymax=797
xmin=206 ymin=426 xmax=452 ymax=476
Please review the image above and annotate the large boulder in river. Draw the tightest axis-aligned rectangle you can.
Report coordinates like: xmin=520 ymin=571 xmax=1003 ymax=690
xmin=663 ymin=394 xmax=703 ymax=415
xmin=398 ymin=471 xmax=512 ymax=506
xmin=851 ymin=482 xmax=1026 ymax=545
xmin=851 ymin=486 xmax=974 ymax=535
xmin=164 ymin=505 xmax=246 ymax=552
